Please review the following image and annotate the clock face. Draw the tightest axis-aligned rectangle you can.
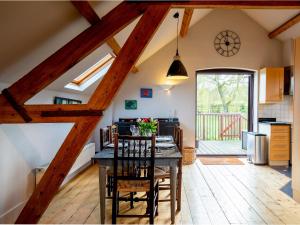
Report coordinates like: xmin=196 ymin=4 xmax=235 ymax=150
xmin=214 ymin=30 xmax=241 ymax=57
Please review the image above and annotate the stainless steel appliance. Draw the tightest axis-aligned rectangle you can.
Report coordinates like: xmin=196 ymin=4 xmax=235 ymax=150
xmin=247 ymin=132 xmax=267 ymax=165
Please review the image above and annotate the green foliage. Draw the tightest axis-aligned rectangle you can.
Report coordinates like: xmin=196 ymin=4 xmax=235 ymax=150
xmin=197 ymin=74 xmax=248 ymax=114
xmin=137 ymin=118 xmax=158 ymax=136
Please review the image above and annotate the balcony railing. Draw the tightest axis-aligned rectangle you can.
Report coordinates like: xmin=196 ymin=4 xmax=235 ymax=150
xmin=196 ymin=112 xmax=248 ymax=141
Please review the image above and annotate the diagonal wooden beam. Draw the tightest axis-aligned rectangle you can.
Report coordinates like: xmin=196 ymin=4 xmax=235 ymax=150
xmin=170 ymin=1 xmax=300 ymax=9
xmin=15 ymin=4 xmax=170 ymax=224
xmin=89 ymin=4 xmax=171 ymax=109
xmin=268 ymin=13 xmax=300 ymax=39
xmin=0 ymin=2 xmax=147 ymax=107
xmin=15 ymin=116 xmax=101 ymax=224
xmin=71 ymin=0 xmax=139 ymax=73
xmin=180 ymin=8 xmax=194 ymax=37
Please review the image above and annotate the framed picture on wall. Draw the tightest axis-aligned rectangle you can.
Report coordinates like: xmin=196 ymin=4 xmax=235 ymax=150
xmin=125 ymin=100 xmax=137 ymax=110
xmin=54 ymin=96 xmax=82 ymax=104
xmin=140 ymin=88 xmax=153 ymax=98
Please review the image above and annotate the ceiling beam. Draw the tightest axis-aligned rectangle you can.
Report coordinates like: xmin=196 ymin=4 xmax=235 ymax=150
xmin=88 ymin=4 xmax=171 ymax=109
xmin=180 ymin=8 xmax=194 ymax=37
xmin=169 ymin=1 xmax=300 ymax=9
xmin=268 ymin=13 xmax=300 ymax=39
xmin=71 ymin=0 xmax=139 ymax=73
xmin=0 ymin=2 xmax=146 ymax=107
xmin=15 ymin=4 xmax=170 ymax=224
xmin=0 ymin=101 xmax=100 ymax=124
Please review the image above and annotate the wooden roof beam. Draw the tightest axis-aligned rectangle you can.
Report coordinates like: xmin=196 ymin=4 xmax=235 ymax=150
xmin=15 ymin=4 xmax=170 ymax=224
xmin=0 ymin=100 xmax=102 ymax=123
xmin=88 ymin=4 xmax=171 ymax=109
xmin=15 ymin=117 xmax=101 ymax=224
xmin=268 ymin=13 xmax=300 ymax=39
xmin=0 ymin=2 xmax=146 ymax=107
xmin=180 ymin=8 xmax=194 ymax=37
xmin=71 ymin=0 xmax=139 ymax=73
xmin=170 ymin=1 xmax=300 ymax=9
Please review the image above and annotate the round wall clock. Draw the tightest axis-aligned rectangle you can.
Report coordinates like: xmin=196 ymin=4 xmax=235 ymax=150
xmin=214 ymin=30 xmax=241 ymax=57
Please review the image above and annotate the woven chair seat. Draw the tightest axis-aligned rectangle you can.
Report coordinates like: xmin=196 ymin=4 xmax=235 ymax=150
xmin=117 ymin=179 xmax=158 ymax=192
xmin=108 ymin=167 xmax=168 ymax=177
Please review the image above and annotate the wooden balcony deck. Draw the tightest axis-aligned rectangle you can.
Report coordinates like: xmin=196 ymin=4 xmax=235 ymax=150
xmin=197 ymin=140 xmax=246 ymax=156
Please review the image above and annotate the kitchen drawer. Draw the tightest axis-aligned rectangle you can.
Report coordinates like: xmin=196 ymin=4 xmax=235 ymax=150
xmin=271 ymin=126 xmax=290 ymax=133
xmin=270 ymin=140 xmax=289 ymax=150
xmin=270 ymin=151 xmax=290 ymax=161
xmin=271 ymin=132 xmax=290 ymax=140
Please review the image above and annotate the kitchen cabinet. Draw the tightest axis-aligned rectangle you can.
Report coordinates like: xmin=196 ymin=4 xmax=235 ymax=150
xmin=259 ymin=67 xmax=284 ymax=104
xmin=259 ymin=123 xmax=290 ymax=166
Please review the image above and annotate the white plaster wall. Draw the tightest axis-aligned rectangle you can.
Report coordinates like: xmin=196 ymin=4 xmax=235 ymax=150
xmin=283 ymin=39 xmax=294 ymax=66
xmin=113 ymin=9 xmax=283 ymax=146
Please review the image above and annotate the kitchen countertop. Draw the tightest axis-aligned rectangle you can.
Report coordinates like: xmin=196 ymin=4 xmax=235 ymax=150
xmin=259 ymin=121 xmax=292 ymax=125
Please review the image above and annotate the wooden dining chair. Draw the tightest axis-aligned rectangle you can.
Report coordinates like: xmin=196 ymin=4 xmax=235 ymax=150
xmin=157 ymin=128 xmax=183 ymax=211
xmin=108 ymin=125 xmax=118 ymax=143
xmin=100 ymin=127 xmax=110 ymax=151
xmin=112 ymin=134 xmax=159 ymax=224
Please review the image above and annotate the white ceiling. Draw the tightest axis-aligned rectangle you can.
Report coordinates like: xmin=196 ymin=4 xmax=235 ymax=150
xmin=243 ymin=9 xmax=300 ymax=41
xmin=0 ymin=1 xmax=299 ymax=96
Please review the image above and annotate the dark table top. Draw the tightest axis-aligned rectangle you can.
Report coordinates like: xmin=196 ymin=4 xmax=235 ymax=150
xmin=93 ymin=135 xmax=182 ymax=160
xmin=93 ymin=148 xmax=182 ymax=160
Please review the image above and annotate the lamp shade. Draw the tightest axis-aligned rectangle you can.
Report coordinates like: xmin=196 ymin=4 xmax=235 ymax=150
xmin=167 ymin=53 xmax=188 ymax=80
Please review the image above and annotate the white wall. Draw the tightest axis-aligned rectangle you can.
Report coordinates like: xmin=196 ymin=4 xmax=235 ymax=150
xmin=113 ymin=9 xmax=283 ymax=146
xmin=283 ymin=39 xmax=295 ymax=66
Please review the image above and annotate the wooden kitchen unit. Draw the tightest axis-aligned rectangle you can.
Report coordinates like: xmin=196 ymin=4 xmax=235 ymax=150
xmin=259 ymin=123 xmax=291 ymax=166
xmin=259 ymin=67 xmax=284 ymax=104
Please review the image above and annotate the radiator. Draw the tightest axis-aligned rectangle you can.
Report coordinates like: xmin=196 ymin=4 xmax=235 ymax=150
xmin=35 ymin=142 xmax=95 ymax=187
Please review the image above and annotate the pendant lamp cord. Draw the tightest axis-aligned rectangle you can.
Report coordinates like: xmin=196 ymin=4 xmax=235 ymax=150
xmin=176 ymin=13 xmax=179 ymax=55
xmin=174 ymin=12 xmax=179 ymax=56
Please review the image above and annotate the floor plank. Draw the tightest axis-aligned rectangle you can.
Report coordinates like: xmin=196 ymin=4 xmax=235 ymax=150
xmin=39 ymin=159 xmax=300 ymax=224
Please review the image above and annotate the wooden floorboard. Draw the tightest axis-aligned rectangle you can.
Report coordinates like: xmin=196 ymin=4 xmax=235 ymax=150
xmin=39 ymin=159 xmax=300 ymax=224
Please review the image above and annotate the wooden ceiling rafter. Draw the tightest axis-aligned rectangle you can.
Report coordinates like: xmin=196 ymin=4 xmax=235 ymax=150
xmin=268 ymin=13 xmax=300 ymax=39
xmin=71 ymin=0 xmax=139 ymax=73
xmin=0 ymin=2 xmax=147 ymax=107
xmin=170 ymin=1 xmax=300 ymax=9
xmin=180 ymin=8 xmax=194 ymax=37
xmin=14 ymin=3 xmax=171 ymax=224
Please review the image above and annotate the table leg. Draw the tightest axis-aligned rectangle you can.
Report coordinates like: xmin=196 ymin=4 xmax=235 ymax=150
xmin=177 ymin=159 xmax=182 ymax=211
xmin=99 ymin=166 xmax=106 ymax=224
xmin=170 ymin=164 xmax=177 ymax=224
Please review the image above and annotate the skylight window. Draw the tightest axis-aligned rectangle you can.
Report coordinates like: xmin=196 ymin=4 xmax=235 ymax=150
xmin=65 ymin=53 xmax=114 ymax=91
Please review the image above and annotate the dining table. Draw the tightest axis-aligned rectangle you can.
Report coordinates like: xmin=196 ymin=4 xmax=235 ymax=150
xmin=92 ymin=135 xmax=182 ymax=224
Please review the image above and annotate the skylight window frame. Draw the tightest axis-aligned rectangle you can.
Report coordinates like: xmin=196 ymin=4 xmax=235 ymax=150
xmin=72 ymin=53 xmax=114 ymax=85
xmin=65 ymin=53 xmax=115 ymax=91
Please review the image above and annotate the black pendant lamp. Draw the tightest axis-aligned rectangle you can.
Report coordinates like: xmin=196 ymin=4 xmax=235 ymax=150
xmin=167 ymin=12 xmax=188 ymax=80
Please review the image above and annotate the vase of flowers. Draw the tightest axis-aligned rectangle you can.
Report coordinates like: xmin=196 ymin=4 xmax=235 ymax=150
xmin=137 ymin=118 xmax=158 ymax=136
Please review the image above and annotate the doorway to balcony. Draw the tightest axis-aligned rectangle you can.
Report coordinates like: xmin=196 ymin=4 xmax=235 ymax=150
xmin=196 ymin=68 xmax=254 ymax=156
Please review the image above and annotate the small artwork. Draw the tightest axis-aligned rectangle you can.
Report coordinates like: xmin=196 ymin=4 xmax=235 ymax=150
xmin=140 ymin=88 xmax=153 ymax=98
xmin=125 ymin=100 xmax=137 ymax=110
xmin=54 ymin=96 xmax=82 ymax=104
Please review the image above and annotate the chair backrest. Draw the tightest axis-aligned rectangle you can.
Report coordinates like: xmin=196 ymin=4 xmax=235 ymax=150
xmin=108 ymin=125 xmax=118 ymax=143
xmin=178 ymin=128 xmax=183 ymax=153
xmin=174 ymin=125 xmax=180 ymax=145
xmin=113 ymin=134 xmax=156 ymax=181
xmin=100 ymin=128 xmax=110 ymax=151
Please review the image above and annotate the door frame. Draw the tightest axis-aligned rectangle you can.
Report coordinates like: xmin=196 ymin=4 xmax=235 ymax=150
xmin=195 ymin=68 xmax=255 ymax=147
